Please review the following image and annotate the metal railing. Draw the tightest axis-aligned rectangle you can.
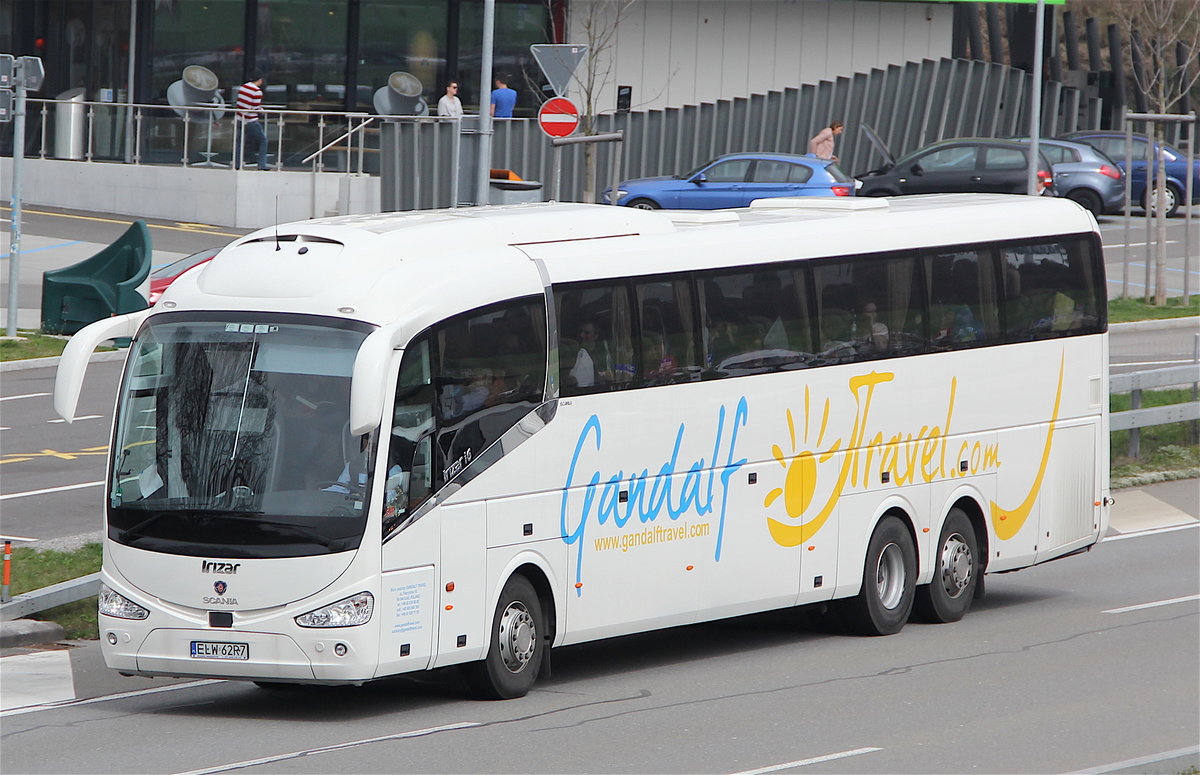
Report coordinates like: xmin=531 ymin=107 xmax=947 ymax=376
xmin=21 ymin=96 xmax=458 ymax=175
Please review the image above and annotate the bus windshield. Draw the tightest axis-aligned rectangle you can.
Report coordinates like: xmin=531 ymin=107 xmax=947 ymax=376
xmin=108 ymin=315 xmax=374 ymax=558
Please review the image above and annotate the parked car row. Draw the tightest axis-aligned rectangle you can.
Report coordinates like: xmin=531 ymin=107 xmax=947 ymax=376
xmin=602 ymin=128 xmax=1198 ymax=218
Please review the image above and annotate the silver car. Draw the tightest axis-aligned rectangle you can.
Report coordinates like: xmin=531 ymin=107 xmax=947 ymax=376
xmin=1011 ymin=137 xmax=1125 ymax=217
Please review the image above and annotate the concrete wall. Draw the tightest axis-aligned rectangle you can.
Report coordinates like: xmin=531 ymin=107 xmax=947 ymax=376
xmin=568 ymin=0 xmax=954 ymax=113
xmin=0 ymin=158 xmax=381 ymax=229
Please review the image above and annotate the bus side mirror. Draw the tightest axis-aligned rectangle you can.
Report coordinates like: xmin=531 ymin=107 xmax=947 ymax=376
xmin=54 ymin=309 xmax=152 ymax=423
xmin=350 ymin=323 xmax=407 ymax=436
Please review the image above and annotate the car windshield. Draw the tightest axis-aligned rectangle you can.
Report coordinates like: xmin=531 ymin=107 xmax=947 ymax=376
xmin=108 ymin=314 xmax=374 ymax=558
xmin=677 ymin=159 xmax=718 ymax=179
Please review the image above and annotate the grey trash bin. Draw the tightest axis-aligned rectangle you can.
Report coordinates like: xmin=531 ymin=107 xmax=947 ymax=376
xmin=489 ymin=179 xmax=543 ymax=205
xmin=55 ymin=87 xmax=87 ymax=160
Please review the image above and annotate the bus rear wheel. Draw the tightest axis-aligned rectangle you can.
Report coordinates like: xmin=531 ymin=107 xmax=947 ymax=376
xmin=914 ymin=508 xmax=978 ymax=623
xmin=463 ymin=574 xmax=544 ymax=699
xmin=839 ymin=516 xmax=916 ymax=635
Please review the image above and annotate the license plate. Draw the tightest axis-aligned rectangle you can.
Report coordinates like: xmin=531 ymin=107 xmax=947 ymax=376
xmin=190 ymin=641 xmax=249 ymax=660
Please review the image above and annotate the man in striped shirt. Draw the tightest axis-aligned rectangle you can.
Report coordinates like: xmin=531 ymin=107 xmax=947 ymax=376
xmin=235 ymin=72 xmax=269 ymax=170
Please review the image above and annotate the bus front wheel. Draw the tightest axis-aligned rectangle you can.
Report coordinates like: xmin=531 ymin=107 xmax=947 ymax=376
xmin=914 ymin=508 xmax=978 ymax=623
xmin=463 ymin=574 xmax=545 ymax=699
xmin=839 ymin=516 xmax=916 ymax=635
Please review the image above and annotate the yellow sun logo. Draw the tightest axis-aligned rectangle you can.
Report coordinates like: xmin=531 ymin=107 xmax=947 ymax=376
xmin=764 ymin=388 xmax=842 ymax=547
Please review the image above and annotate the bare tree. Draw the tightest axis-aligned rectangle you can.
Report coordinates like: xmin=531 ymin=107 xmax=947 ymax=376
xmin=554 ymin=0 xmax=638 ymax=202
xmin=1077 ymin=0 xmax=1200 ymax=303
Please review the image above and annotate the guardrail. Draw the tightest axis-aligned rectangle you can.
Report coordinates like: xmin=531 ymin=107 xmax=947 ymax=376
xmin=1110 ymin=362 xmax=1200 ymax=458
xmin=3 ymin=361 xmax=1197 ymax=623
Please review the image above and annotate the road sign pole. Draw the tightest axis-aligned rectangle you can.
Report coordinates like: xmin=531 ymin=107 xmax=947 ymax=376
xmin=6 ymin=76 xmax=26 ymax=338
xmin=551 ymin=145 xmax=562 ymax=201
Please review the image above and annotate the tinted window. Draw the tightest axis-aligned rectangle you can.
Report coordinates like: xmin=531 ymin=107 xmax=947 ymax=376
xmin=754 ymin=160 xmax=812 ymax=184
xmin=1041 ymin=145 xmax=1078 ymax=165
xmin=435 ymin=298 xmax=546 ymax=482
xmin=384 ymin=336 xmax=437 ymax=534
xmin=983 ymin=146 xmax=1026 ymax=170
xmin=699 ymin=267 xmax=814 ymax=377
xmin=813 ymin=253 xmax=924 ymax=363
xmin=556 ymin=283 xmax=636 ymax=395
xmin=1000 ymin=237 xmax=1104 ymax=338
xmin=824 ymin=163 xmax=853 ymax=183
xmin=925 ymin=248 xmax=1001 ymax=348
xmin=917 ymin=146 xmax=978 ymax=171
xmin=704 ymin=160 xmax=752 ymax=182
xmin=636 ymin=278 xmax=701 ymax=385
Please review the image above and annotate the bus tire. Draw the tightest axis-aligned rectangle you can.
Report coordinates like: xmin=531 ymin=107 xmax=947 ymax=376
xmin=839 ymin=516 xmax=916 ymax=635
xmin=463 ymin=574 xmax=544 ymax=700
xmin=914 ymin=508 xmax=978 ymax=623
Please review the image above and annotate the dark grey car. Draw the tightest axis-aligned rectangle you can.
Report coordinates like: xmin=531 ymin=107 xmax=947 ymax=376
xmin=856 ymin=127 xmax=1055 ymax=198
xmin=1010 ymin=137 xmax=1125 ymax=216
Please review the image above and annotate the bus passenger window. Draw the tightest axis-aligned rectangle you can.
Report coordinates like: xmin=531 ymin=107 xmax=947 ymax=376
xmin=556 ymin=284 xmax=635 ymax=396
xmin=924 ymin=249 xmax=1001 ymax=349
xmin=635 ymin=279 xmax=701 ymax=386
xmin=698 ymin=267 xmax=814 ymax=377
xmin=813 ymin=253 xmax=922 ymax=363
xmin=434 ymin=298 xmax=547 ymax=485
xmin=1001 ymin=238 xmax=1104 ymax=339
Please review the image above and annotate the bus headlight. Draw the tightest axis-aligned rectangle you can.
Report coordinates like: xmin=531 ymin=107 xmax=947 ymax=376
xmin=98 ymin=583 xmax=149 ymax=620
xmin=295 ymin=592 xmax=374 ymax=628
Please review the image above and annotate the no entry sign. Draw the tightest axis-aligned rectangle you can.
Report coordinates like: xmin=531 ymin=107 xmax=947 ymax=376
xmin=537 ymin=97 xmax=580 ymax=138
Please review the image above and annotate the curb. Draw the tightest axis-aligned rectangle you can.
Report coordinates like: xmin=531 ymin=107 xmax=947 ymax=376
xmin=0 ymin=349 xmax=127 ymax=373
xmin=0 ymin=619 xmax=66 ymax=649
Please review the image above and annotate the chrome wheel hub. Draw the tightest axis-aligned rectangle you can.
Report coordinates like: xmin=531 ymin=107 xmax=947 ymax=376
xmin=939 ymin=533 xmax=973 ymax=599
xmin=498 ymin=601 xmax=536 ymax=674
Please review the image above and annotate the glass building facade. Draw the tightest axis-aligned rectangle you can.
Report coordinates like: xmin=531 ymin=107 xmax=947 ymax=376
xmin=3 ymin=0 xmax=558 ymax=116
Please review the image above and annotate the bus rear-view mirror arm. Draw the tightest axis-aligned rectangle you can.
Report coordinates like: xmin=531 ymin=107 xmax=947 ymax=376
xmin=351 ymin=322 xmax=407 ymax=436
xmin=55 ymin=309 xmax=153 ymax=423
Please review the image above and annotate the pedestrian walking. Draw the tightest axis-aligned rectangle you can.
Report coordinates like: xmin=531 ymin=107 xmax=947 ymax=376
xmin=808 ymin=119 xmax=844 ymax=161
xmin=235 ymin=72 xmax=269 ymax=170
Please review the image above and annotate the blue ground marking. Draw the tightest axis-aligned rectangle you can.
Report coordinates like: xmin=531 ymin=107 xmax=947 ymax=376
xmin=0 ymin=240 xmax=83 ymax=259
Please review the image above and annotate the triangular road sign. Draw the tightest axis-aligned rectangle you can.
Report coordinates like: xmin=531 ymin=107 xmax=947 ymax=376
xmin=530 ymin=44 xmax=588 ymax=97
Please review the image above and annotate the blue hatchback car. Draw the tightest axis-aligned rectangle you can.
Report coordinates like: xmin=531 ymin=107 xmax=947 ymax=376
xmin=604 ymin=152 xmax=855 ymax=209
xmin=1061 ymin=131 xmax=1200 ymax=217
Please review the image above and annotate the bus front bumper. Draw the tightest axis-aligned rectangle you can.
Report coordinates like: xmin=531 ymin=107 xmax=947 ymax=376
xmin=100 ymin=625 xmax=377 ymax=684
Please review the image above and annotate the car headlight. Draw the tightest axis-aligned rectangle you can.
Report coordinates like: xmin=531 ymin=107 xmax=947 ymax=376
xmin=604 ymin=189 xmax=628 ymax=203
xmin=295 ymin=592 xmax=374 ymax=628
xmin=98 ymin=583 xmax=149 ymax=620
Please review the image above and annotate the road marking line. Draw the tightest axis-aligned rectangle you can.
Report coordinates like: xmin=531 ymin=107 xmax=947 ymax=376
xmin=728 ymin=748 xmax=883 ymax=775
xmin=0 ymin=481 xmax=104 ymax=500
xmin=1102 ymin=594 xmax=1199 ymax=615
xmin=47 ymin=415 xmax=103 ymax=423
xmin=0 ymin=679 xmax=221 ymax=717
xmin=1065 ymin=744 xmax=1200 ymax=774
xmin=0 ymin=205 xmax=241 ymax=238
xmin=1103 ymin=523 xmax=1199 ymax=542
xmin=0 ymin=393 xmax=51 ymax=401
xmin=172 ymin=722 xmax=484 ymax=775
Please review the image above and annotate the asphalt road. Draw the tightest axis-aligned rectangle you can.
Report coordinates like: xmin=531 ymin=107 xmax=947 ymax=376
xmin=1 ymin=524 xmax=1196 ymax=775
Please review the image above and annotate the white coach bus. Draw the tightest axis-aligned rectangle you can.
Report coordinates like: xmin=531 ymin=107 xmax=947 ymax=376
xmin=56 ymin=194 xmax=1109 ymax=698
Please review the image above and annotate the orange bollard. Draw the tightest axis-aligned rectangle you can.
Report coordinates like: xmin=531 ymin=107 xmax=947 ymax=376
xmin=2 ymin=540 xmax=11 ymax=603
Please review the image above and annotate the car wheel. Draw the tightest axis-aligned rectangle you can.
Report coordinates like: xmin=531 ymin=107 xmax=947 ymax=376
xmin=1142 ymin=184 xmax=1181 ymax=218
xmin=913 ymin=508 xmax=979 ymax=623
xmin=626 ymin=198 xmax=660 ymax=210
xmin=1065 ymin=188 xmax=1103 ymax=217
xmin=837 ymin=515 xmax=916 ymax=635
